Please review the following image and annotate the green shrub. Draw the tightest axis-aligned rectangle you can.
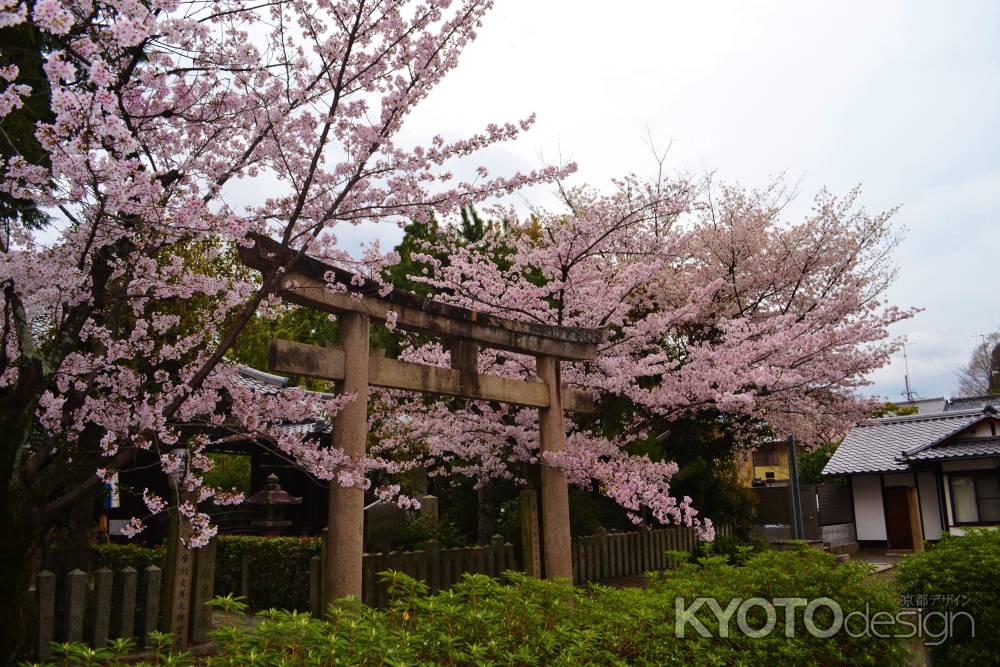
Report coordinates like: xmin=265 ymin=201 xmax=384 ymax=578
xmin=91 ymin=543 xmax=165 ymax=572
xmin=207 ymin=548 xmax=905 ymax=666
xmin=22 ymin=548 xmax=909 ymax=666
xmin=694 ymin=532 xmax=766 ymax=565
xmin=396 ymin=513 xmax=469 ymax=550
xmin=896 ymin=529 xmax=1000 ymax=666
xmin=214 ymin=535 xmax=320 ymax=611
xmin=90 ymin=537 xmax=317 ymax=611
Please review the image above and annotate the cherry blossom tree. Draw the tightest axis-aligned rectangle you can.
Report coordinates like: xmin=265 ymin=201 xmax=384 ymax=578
xmin=371 ymin=174 xmax=914 ymax=540
xmin=955 ymin=332 xmax=1000 ymax=397
xmin=0 ymin=0 xmax=567 ymax=656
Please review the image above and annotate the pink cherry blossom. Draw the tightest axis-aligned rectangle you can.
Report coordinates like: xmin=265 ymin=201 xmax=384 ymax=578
xmin=1 ymin=0 xmax=570 ymax=552
xmin=371 ymin=173 xmax=913 ymax=540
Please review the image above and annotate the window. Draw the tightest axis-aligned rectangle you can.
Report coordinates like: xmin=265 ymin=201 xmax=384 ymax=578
xmin=951 ymin=477 xmax=978 ymax=523
xmin=951 ymin=473 xmax=1000 ymax=524
xmin=754 ymin=447 xmax=779 ymax=467
xmin=977 ymin=476 xmax=1000 ymax=522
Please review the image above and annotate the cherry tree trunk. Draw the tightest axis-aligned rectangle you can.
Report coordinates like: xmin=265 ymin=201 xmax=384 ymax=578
xmin=0 ymin=427 xmax=42 ymax=662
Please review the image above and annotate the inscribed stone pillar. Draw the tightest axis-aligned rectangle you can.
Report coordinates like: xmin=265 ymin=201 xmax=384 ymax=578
xmin=160 ymin=499 xmax=194 ymax=648
xmin=189 ymin=540 xmax=216 ymax=643
xmin=420 ymin=495 xmax=439 ymax=523
xmin=519 ymin=489 xmax=542 ymax=577
xmin=327 ymin=311 xmax=370 ymax=603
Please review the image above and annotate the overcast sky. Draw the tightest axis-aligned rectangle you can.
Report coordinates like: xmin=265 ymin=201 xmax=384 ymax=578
xmin=344 ymin=0 xmax=1000 ymax=401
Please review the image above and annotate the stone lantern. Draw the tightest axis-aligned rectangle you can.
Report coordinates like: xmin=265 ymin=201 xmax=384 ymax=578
xmin=246 ymin=473 xmax=302 ymax=535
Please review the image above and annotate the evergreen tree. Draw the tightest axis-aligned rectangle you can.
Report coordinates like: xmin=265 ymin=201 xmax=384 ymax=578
xmin=0 ymin=19 xmax=54 ymax=232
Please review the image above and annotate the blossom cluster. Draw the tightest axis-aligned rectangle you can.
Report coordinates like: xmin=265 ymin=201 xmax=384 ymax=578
xmin=1 ymin=0 xmax=567 ymax=546
xmin=371 ymin=174 xmax=913 ymax=540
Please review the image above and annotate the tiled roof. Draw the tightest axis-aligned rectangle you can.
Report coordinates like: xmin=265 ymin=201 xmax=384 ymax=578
xmin=232 ymin=364 xmax=336 ymax=399
xmin=232 ymin=365 xmax=289 ymax=394
xmin=905 ymin=437 xmax=1000 ymax=462
xmin=944 ymin=394 xmax=1000 ymax=413
xmin=231 ymin=365 xmax=333 ymax=437
xmin=823 ymin=409 xmax=989 ymax=475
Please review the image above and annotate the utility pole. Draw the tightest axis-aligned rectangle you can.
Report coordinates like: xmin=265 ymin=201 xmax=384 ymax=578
xmin=901 ymin=343 xmax=917 ymax=402
xmin=787 ymin=435 xmax=804 ymax=540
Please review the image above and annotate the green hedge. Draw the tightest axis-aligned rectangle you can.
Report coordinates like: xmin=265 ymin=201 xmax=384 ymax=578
xmin=223 ymin=548 xmax=905 ymax=665
xmin=91 ymin=537 xmax=319 ymax=612
xmin=214 ymin=535 xmax=321 ymax=611
xmin=896 ymin=529 xmax=1000 ymax=666
xmin=92 ymin=543 xmax=165 ymax=572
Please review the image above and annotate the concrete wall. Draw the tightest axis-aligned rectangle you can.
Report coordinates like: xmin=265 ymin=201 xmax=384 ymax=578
xmin=820 ymin=522 xmax=858 ymax=552
xmin=759 ymin=524 xmax=791 ymax=541
xmin=852 ymin=475 xmax=887 ymax=541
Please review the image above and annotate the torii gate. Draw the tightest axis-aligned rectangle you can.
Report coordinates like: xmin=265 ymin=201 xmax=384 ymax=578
xmin=241 ymin=236 xmax=606 ymax=603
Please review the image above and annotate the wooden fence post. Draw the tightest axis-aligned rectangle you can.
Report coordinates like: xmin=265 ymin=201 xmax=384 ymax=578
xmin=239 ymin=553 xmax=250 ymax=606
xmin=141 ymin=565 xmax=162 ymax=648
xmin=115 ymin=567 xmax=138 ymax=640
xmin=319 ymin=527 xmax=328 ymax=607
xmin=64 ymin=569 xmax=87 ymax=642
xmin=490 ymin=535 xmax=505 ymax=576
xmin=362 ymin=553 xmax=375 ymax=606
xmin=36 ymin=570 xmax=55 ymax=660
xmin=310 ymin=555 xmax=322 ymax=616
xmin=642 ymin=531 xmax=652 ymax=572
xmin=92 ymin=568 xmax=113 ymax=648
xmin=597 ymin=527 xmax=611 ymax=579
xmin=426 ymin=539 xmax=441 ymax=593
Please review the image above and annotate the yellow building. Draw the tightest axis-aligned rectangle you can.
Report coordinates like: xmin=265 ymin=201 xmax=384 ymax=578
xmin=738 ymin=440 xmax=800 ymax=486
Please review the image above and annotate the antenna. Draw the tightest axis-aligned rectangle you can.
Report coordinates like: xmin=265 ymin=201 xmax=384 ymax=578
xmin=901 ymin=343 xmax=917 ymax=402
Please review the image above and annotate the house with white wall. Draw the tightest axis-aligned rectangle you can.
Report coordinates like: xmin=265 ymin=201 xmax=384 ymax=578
xmin=822 ymin=397 xmax=1000 ymax=549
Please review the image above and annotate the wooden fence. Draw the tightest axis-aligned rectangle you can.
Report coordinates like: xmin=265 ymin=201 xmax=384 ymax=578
xmin=32 ymin=522 xmax=727 ymax=656
xmin=816 ymin=483 xmax=853 ymax=526
xmin=753 ymin=483 xmax=853 ymax=537
xmin=30 ymin=544 xmax=215 ymax=661
xmin=311 ymin=535 xmax=518 ymax=611
xmin=311 ymin=524 xmax=731 ymax=610
xmin=571 ymin=524 xmax=734 ymax=585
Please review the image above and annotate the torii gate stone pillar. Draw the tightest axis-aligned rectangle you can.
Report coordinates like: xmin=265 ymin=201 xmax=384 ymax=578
xmin=536 ymin=354 xmax=573 ymax=579
xmin=326 ymin=311 xmax=370 ymax=603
